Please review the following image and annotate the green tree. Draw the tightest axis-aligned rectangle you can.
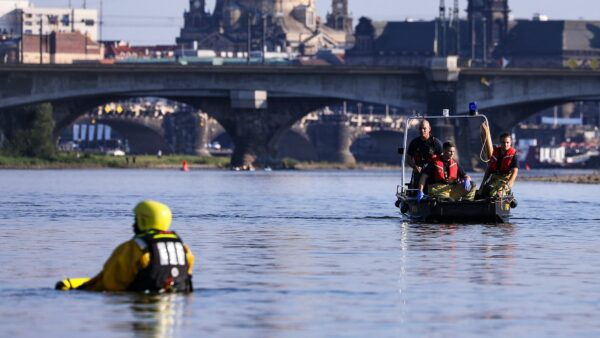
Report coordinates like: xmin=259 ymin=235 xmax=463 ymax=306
xmin=1 ymin=103 xmax=56 ymax=158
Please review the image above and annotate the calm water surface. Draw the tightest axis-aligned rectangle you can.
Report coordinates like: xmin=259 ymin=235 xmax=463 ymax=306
xmin=1 ymin=169 xmax=599 ymax=337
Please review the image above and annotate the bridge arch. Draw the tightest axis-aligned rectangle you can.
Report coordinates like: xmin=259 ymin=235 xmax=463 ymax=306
xmin=457 ymin=70 xmax=600 ymax=133
xmin=49 ymin=95 xmax=204 ymax=156
xmin=0 ymin=65 xmax=428 ymax=112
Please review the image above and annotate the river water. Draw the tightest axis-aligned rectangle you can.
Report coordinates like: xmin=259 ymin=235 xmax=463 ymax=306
xmin=1 ymin=169 xmax=599 ymax=337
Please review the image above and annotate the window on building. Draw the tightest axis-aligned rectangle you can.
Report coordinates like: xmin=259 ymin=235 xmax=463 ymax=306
xmin=61 ymin=15 xmax=70 ymax=26
xmin=47 ymin=15 xmax=58 ymax=25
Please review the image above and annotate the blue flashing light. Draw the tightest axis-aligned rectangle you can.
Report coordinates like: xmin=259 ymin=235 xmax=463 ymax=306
xmin=468 ymin=101 xmax=478 ymax=113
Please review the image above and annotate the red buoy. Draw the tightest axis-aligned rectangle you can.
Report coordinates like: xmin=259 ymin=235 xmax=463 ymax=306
xmin=181 ymin=160 xmax=189 ymax=172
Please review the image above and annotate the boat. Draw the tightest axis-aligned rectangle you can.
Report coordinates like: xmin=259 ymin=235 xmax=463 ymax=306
xmin=396 ymin=193 xmax=515 ymax=223
xmin=395 ymin=110 xmax=517 ymax=223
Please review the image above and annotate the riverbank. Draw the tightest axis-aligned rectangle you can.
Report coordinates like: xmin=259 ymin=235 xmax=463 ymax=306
xmin=0 ymin=154 xmax=230 ymax=169
xmin=0 ymin=154 xmax=401 ymax=170
xmin=2 ymin=156 xmax=598 ymax=180
xmin=520 ymin=173 xmax=600 ymax=184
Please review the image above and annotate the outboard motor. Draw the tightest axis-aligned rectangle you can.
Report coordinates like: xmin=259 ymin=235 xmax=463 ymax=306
xmin=400 ymin=201 xmax=409 ymax=214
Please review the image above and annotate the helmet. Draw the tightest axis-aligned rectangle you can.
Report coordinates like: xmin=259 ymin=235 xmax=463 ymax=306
xmin=134 ymin=200 xmax=172 ymax=232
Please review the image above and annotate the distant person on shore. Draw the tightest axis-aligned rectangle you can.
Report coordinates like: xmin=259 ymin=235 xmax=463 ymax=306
xmin=56 ymin=200 xmax=194 ymax=293
xmin=479 ymin=133 xmax=519 ymax=199
xmin=406 ymin=120 xmax=443 ymax=188
xmin=417 ymin=141 xmax=476 ymax=202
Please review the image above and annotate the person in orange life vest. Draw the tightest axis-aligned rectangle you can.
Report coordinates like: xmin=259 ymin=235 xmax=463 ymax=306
xmin=417 ymin=141 xmax=477 ymax=202
xmin=77 ymin=200 xmax=194 ymax=293
xmin=406 ymin=120 xmax=443 ymax=188
xmin=480 ymin=133 xmax=519 ymax=199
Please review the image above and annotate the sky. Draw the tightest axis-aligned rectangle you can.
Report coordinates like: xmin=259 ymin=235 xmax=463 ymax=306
xmin=21 ymin=0 xmax=600 ymax=44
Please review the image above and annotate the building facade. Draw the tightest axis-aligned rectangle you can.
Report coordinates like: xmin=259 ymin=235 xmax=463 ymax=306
xmin=21 ymin=31 xmax=101 ymax=64
xmin=177 ymin=0 xmax=352 ymax=56
xmin=346 ymin=0 xmax=600 ymax=69
xmin=0 ymin=1 xmax=100 ymax=64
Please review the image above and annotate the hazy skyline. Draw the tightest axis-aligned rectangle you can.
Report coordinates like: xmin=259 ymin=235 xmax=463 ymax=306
xmin=25 ymin=0 xmax=600 ymax=44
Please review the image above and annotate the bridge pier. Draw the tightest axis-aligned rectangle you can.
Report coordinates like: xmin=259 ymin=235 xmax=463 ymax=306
xmin=194 ymin=112 xmax=211 ymax=157
xmin=198 ymin=95 xmax=331 ymax=169
xmin=226 ymin=109 xmax=280 ymax=168
xmin=307 ymin=114 xmax=356 ymax=164
xmin=425 ymin=57 xmax=477 ymax=167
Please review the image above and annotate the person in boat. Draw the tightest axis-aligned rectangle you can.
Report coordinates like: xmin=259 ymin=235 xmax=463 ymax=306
xmin=479 ymin=133 xmax=519 ymax=199
xmin=417 ymin=141 xmax=476 ymax=202
xmin=57 ymin=200 xmax=194 ymax=293
xmin=406 ymin=120 xmax=443 ymax=188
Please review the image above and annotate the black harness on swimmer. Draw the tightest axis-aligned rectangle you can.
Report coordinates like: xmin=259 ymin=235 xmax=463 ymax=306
xmin=129 ymin=231 xmax=193 ymax=293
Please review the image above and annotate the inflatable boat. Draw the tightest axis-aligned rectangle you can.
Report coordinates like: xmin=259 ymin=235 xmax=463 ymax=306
xmin=395 ymin=111 xmax=516 ymax=223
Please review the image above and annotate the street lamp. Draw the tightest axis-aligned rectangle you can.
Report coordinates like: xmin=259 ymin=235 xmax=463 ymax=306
xmin=247 ymin=12 xmax=252 ymax=64
xmin=482 ymin=17 xmax=487 ymax=65
xmin=262 ymin=13 xmax=267 ymax=64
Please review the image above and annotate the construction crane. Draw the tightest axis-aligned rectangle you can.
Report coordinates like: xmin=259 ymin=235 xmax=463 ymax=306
xmin=439 ymin=0 xmax=446 ymax=21
xmin=439 ymin=0 xmax=447 ymax=56
xmin=454 ymin=0 xmax=460 ymax=55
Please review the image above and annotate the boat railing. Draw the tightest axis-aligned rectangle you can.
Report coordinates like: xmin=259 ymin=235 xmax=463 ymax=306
xmin=400 ymin=112 xmax=490 ymax=190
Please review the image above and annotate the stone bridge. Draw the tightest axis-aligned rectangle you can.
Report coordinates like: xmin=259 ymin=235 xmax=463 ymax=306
xmin=2 ymin=62 xmax=600 ymax=167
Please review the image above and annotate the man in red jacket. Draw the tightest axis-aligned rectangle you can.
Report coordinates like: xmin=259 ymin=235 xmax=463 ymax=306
xmin=480 ymin=133 xmax=519 ymax=199
xmin=417 ymin=141 xmax=476 ymax=202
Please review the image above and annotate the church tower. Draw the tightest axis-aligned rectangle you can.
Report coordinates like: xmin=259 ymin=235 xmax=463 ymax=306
xmin=488 ymin=0 xmax=510 ymax=46
xmin=184 ymin=0 xmax=210 ymax=31
xmin=467 ymin=0 xmax=509 ymax=61
xmin=326 ymin=0 xmax=352 ymax=34
xmin=178 ymin=0 xmax=211 ymax=48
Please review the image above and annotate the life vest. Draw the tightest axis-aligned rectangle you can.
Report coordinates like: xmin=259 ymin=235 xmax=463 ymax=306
xmin=129 ymin=230 xmax=193 ymax=293
xmin=413 ymin=137 xmax=440 ymax=165
xmin=432 ymin=158 xmax=458 ymax=184
xmin=488 ymin=146 xmax=516 ymax=174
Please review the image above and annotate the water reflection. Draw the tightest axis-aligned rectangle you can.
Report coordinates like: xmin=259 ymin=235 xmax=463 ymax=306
xmin=106 ymin=293 xmax=192 ymax=338
xmin=399 ymin=222 xmax=518 ymax=285
xmin=396 ymin=222 xmax=520 ymax=323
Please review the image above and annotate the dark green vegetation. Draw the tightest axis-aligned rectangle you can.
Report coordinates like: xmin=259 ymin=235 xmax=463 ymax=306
xmin=0 ymin=103 xmax=56 ymax=158
xmin=0 ymin=103 xmax=233 ymax=169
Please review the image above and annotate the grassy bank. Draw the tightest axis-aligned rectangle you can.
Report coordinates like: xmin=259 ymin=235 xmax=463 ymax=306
xmin=283 ymin=159 xmax=400 ymax=171
xmin=520 ymin=173 xmax=600 ymax=184
xmin=0 ymin=153 xmax=403 ymax=170
xmin=0 ymin=153 xmax=230 ymax=169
